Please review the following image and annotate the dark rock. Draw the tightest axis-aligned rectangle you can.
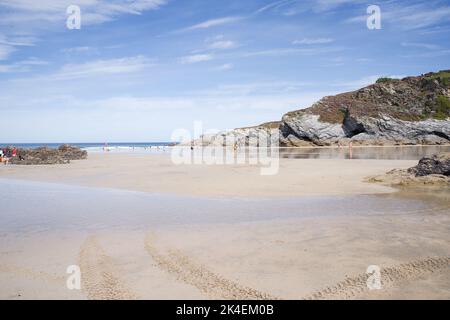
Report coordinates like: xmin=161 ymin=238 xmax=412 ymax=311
xmin=58 ymin=144 xmax=88 ymax=161
xmin=408 ymin=153 xmax=450 ymax=177
xmin=7 ymin=145 xmax=87 ymax=165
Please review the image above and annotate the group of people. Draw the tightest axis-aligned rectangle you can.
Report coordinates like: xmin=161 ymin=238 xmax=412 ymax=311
xmin=0 ymin=147 xmax=17 ymax=165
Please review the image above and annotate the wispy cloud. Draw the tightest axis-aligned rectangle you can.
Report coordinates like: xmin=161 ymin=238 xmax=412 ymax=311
xmin=54 ymin=56 xmax=155 ymax=79
xmin=400 ymin=49 xmax=450 ymax=59
xmin=0 ymin=44 xmax=15 ymax=60
xmin=292 ymin=38 xmax=334 ymax=45
xmin=242 ymin=46 xmax=342 ymax=57
xmin=401 ymin=42 xmax=440 ymax=50
xmin=207 ymin=39 xmax=237 ymax=50
xmin=255 ymin=0 xmax=296 ymax=14
xmin=20 ymin=57 xmax=49 ymax=65
xmin=255 ymin=0 xmax=364 ymax=16
xmin=0 ymin=34 xmax=37 ymax=46
xmin=179 ymin=54 xmax=214 ymax=64
xmin=0 ymin=1 xmax=167 ymax=61
xmin=0 ymin=57 xmax=48 ymax=73
xmin=346 ymin=2 xmax=450 ymax=30
xmin=332 ymin=74 xmax=406 ymax=89
xmin=312 ymin=0 xmax=363 ymax=12
xmin=213 ymin=63 xmax=234 ymax=71
xmin=0 ymin=0 xmax=168 ymax=25
xmin=61 ymin=46 xmax=94 ymax=54
xmin=0 ymin=34 xmax=38 ymax=60
xmin=178 ymin=16 xmax=243 ymax=33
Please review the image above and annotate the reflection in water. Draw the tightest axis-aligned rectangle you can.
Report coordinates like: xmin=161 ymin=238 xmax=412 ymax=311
xmin=183 ymin=145 xmax=450 ymax=162
xmin=0 ymin=178 xmax=448 ymax=235
xmin=279 ymin=145 xmax=450 ymax=160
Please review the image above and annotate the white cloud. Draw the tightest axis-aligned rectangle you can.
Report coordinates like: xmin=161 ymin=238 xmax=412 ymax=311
xmin=0 ymin=44 xmax=15 ymax=60
xmin=255 ymin=0 xmax=295 ymax=14
xmin=89 ymin=96 xmax=197 ymax=110
xmin=0 ymin=33 xmax=39 ymax=60
xmin=346 ymin=3 xmax=450 ymax=30
xmin=242 ymin=46 xmax=342 ymax=57
xmin=179 ymin=54 xmax=214 ymax=64
xmin=180 ymin=16 xmax=242 ymax=32
xmin=0 ymin=1 xmax=167 ymax=61
xmin=0 ymin=64 xmax=15 ymax=72
xmin=312 ymin=0 xmax=363 ymax=12
xmin=401 ymin=42 xmax=440 ymax=50
xmin=0 ymin=34 xmax=37 ymax=46
xmin=292 ymin=38 xmax=334 ymax=45
xmin=0 ymin=0 xmax=167 ymax=25
xmin=214 ymin=63 xmax=234 ymax=71
xmin=332 ymin=74 xmax=406 ymax=89
xmin=208 ymin=40 xmax=236 ymax=50
xmin=194 ymin=81 xmax=315 ymax=96
xmin=400 ymin=49 xmax=450 ymax=59
xmin=332 ymin=75 xmax=381 ymax=88
xmin=0 ymin=57 xmax=48 ymax=72
xmin=61 ymin=46 xmax=94 ymax=54
xmin=20 ymin=57 xmax=49 ymax=65
xmin=54 ymin=56 xmax=155 ymax=79
xmin=254 ymin=0 xmax=363 ymax=16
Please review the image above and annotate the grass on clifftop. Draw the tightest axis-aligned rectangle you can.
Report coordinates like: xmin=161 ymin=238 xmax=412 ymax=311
xmin=434 ymin=95 xmax=450 ymax=120
xmin=376 ymin=77 xmax=394 ymax=84
xmin=425 ymin=70 xmax=450 ymax=87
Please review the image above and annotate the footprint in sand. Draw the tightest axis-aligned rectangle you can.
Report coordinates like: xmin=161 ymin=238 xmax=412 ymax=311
xmin=305 ymin=257 xmax=450 ymax=300
xmin=144 ymin=233 xmax=277 ymax=300
xmin=79 ymin=236 xmax=138 ymax=300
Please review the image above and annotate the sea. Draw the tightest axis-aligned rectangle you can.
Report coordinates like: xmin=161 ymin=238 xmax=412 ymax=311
xmin=0 ymin=142 xmax=173 ymax=152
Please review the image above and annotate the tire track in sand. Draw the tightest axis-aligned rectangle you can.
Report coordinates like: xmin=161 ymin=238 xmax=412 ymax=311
xmin=79 ymin=236 xmax=138 ymax=300
xmin=144 ymin=234 xmax=277 ymax=300
xmin=304 ymin=257 xmax=450 ymax=300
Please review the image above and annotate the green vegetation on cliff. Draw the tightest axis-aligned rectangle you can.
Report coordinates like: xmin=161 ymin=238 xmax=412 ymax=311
xmin=434 ymin=95 xmax=450 ymax=120
xmin=425 ymin=70 xmax=450 ymax=87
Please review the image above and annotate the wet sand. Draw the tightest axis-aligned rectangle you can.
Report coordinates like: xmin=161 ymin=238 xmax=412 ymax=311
xmin=1 ymin=212 xmax=449 ymax=300
xmin=0 ymin=152 xmax=449 ymax=300
xmin=0 ymin=152 xmax=416 ymax=197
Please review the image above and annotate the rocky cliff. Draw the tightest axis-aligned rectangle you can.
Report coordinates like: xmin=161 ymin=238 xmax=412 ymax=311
xmin=197 ymin=70 xmax=450 ymax=147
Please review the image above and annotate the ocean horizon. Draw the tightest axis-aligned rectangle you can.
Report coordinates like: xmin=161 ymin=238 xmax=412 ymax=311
xmin=0 ymin=142 xmax=174 ymax=151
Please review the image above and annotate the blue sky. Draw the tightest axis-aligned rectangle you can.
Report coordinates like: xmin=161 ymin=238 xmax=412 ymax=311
xmin=0 ymin=0 xmax=449 ymax=142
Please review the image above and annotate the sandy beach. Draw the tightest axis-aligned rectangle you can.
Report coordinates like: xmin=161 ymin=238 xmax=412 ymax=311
xmin=0 ymin=152 xmax=416 ymax=197
xmin=0 ymin=150 xmax=449 ymax=300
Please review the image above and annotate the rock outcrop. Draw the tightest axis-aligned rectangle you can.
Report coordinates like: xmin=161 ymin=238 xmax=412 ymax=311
xmin=6 ymin=144 xmax=87 ymax=165
xmin=407 ymin=153 xmax=450 ymax=177
xmin=367 ymin=153 xmax=450 ymax=187
xmin=192 ymin=121 xmax=281 ymax=147
xmin=194 ymin=70 xmax=450 ymax=147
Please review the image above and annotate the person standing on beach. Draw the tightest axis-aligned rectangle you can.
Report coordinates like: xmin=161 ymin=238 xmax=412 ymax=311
xmin=349 ymin=141 xmax=353 ymax=159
